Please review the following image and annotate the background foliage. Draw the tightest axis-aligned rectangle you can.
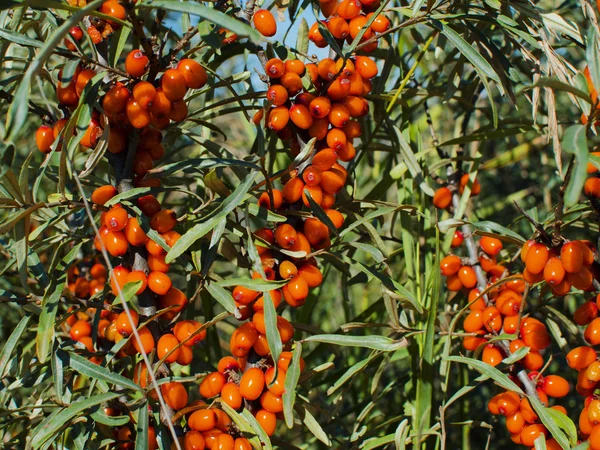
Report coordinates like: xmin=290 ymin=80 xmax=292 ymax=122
xmin=0 ymin=0 xmax=597 ymax=448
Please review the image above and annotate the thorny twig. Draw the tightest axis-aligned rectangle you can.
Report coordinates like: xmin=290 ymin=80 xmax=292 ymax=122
xmin=553 ymin=156 xmax=575 ymax=245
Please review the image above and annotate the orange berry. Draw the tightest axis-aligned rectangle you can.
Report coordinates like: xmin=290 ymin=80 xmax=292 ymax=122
xmin=432 ymin=187 xmax=452 ymax=209
xmin=199 ymin=372 xmax=226 ymax=398
xmin=289 ymin=104 xmax=314 ymax=129
xmin=147 ymin=271 xmax=172 ymax=295
xmin=125 ymin=270 xmax=147 ymax=295
xmin=440 ymin=255 xmax=461 ymax=276
xmin=268 ymin=106 xmax=290 ymax=131
xmin=275 ymin=223 xmax=298 ymax=249
xmin=566 ymin=346 xmax=597 ymax=370
xmin=253 ymin=9 xmax=277 ymax=36
xmin=184 ymin=431 xmax=206 ymax=450
xmin=481 ymin=344 xmax=503 ymax=366
xmin=354 ymin=56 xmax=378 ymax=79
xmin=70 ymin=319 xmax=92 ymax=341
xmin=524 ymin=243 xmax=548 ymax=275
xmin=188 ymin=409 xmax=217 ymax=432
xmin=540 ymin=374 xmax=569 ymax=397
xmin=174 ymin=320 xmax=206 ymax=346
xmin=457 ymin=266 xmax=477 ymax=289
xmin=328 ymin=103 xmax=350 ymax=128
xmin=575 ymin=301 xmax=599 ymax=326
xmin=520 ymin=424 xmax=547 ymax=447
xmin=265 ymin=58 xmax=285 ymax=78
xmin=337 ymin=0 xmax=362 ymax=19
xmin=239 ymin=367 xmax=265 ymax=401
xmin=157 ymin=333 xmax=180 ymax=363
xmin=125 ymin=50 xmax=149 ymax=77
xmin=105 ymin=230 xmax=128 ymax=256
xmin=161 ymin=69 xmax=187 ymax=102
xmin=36 ymin=125 xmax=55 ymax=153
xmin=177 ymin=58 xmax=207 ymax=89
xmin=221 ymin=382 xmax=243 ymax=409
xmin=126 ymin=97 xmax=151 ymax=128
xmin=280 ymin=71 xmax=303 ymax=95
xmin=132 ymin=326 xmax=155 ymax=354
xmin=255 ymin=409 xmax=277 ymax=436
xmin=266 ymin=85 xmax=288 ymax=106
xmin=260 ymin=391 xmax=283 ymax=413
xmin=585 ymin=177 xmax=600 ymax=197
xmin=543 ymin=256 xmax=565 ymax=285
xmin=150 ymin=209 xmax=177 ymax=233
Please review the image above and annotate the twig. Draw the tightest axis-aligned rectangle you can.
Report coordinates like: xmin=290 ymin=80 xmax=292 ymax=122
xmin=553 ymin=156 xmax=575 ymax=245
xmin=0 ymin=90 xmax=56 ymax=123
xmin=513 ymin=201 xmax=553 ymax=246
xmin=161 ymin=27 xmax=199 ymax=66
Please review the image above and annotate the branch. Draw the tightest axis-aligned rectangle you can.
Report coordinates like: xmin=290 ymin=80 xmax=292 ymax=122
xmin=553 ymin=156 xmax=575 ymax=244
xmin=0 ymin=90 xmax=56 ymax=123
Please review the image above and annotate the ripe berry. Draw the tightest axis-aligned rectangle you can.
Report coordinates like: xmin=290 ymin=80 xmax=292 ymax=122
xmin=524 ymin=243 xmax=548 ymax=275
xmin=177 ymin=58 xmax=207 ymax=89
xmin=239 ymin=367 xmax=265 ymax=401
xmin=157 ymin=333 xmax=180 ymax=363
xmin=200 ymin=372 xmax=226 ymax=398
xmin=543 ymin=256 xmax=565 ymax=285
xmin=126 ymin=97 xmax=151 ymax=128
xmin=36 ymin=125 xmax=55 ymax=153
xmin=280 ymin=71 xmax=303 ymax=95
xmin=221 ymin=382 xmax=243 ymax=409
xmin=70 ymin=320 xmax=92 ymax=341
xmin=540 ymin=374 xmax=569 ymax=397
xmin=432 ymin=187 xmax=452 ymax=209
xmin=125 ymin=50 xmax=149 ymax=77
xmin=255 ymin=409 xmax=277 ymax=436
xmin=354 ymin=56 xmax=378 ymax=79
xmin=266 ymin=85 xmax=288 ymax=106
xmin=125 ymin=270 xmax=147 ymax=294
xmin=566 ymin=346 xmax=597 ymax=370
xmin=265 ymin=58 xmax=285 ymax=78
xmin=188 ymin=410 xmax=217 ymax=432
xmin=116 ymin=310 xmax=139 ymax=337
xmin=174 ymin=320 xmax=206 ymax=346
xmin=150 ymin=209 xmax=177 ymax=233
xmin=479 ymin=236 xmax=502 ymax=256
xmin=253 ymin=9 xmax=277 ymax=36
xmin=132 ymin=326 xmax=155 ymax=354
xmin=161 ymin=69 xmax=187 ymax=102
xmin=289 ymin=104 xmax=314 ymax=129
xmin=260 ymin=391 xmax=283 ymax=413
xmin=268 ymin=106 xmax=290 ymax=131
xmin=275 ymin=223 xmax=297 ymax=249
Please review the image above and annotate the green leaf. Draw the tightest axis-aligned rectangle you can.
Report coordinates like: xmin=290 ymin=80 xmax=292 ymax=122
xmin=303 ymin=334 xmax=408 ymax=351
xmin=205 ymin=282 xmax=236 ymax=313
xmin=0 ymin=315 xmax=30 ymax=377
xmin=303 ymin=408 xmax=332 ymax=446
xmin=434 ymin=21 xmax=501 ymax=84
xmin=444 ymin=356 xmax=524 ymax=394
xmin=530 ymin=396 xmax=576 ymax=448
xmin=282 ymin=343 xmax=302 ymax=428
xmin=220 ymin=403 xmax=271 ymax=450
xmin=296 ymin=18 xmax=309 ymax=56
xmin=393 ymin=126 xmax=434 ymax=196
xmin=530 ymin=77 xmax=591 ymax=102
xmin=31 ymin=392 xmax=121 ymax=449
xmin=0 ymin=27 xmax=43 ymax=48
xmin=57 ymin=350 xmax=142 ymax=392
xmin=135 ymin=402 xmax=149 ymax=450
xmin=562 ymin=124 xmax=588 ymax=207
xmin=215 ymin=277 xmax=287 ymax=291
xmin=262 ymin=289 xmax=283 ymax=376
xmin=138 ymin=0 xmax=263 ymax=43
xmin=166 ymin=172 xmax=257 ymax=263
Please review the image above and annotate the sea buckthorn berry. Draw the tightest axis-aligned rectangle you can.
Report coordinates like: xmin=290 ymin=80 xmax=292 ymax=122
xmin=575 ymin=301 xmax=599 ymax=326
xmin=543 ymin=256 xmax=565 ymax=285
xmin=462 ymin=310 xmax=483 ymax=333
xmin=174 ymin=320 xmax=206 ymax=346
xmin=266 ymin=85 xmax=288 ymax=106
xmin=506 ymin=411 xmax=525 ymax=434
xmin=308 ymin=117 xmax=329 ymax=141
xmin=289 ymin=104 xmax=313 ymax=129
xmin=149 ymin=88 xmax=172 ymax=119
xmin=451 ymin=230 xmax=464 ymax=247
xmin=303 ymin=217 xmax=329 ymax=247
xmin=214 ymin=434 xmax=234 ymax=450
xmin=524 ymin=243 xmax=548 ymax=275
xmin=36 ymin=125 xmax=54 ymax=153
xmin=221 ymin=382 xmax=243 ymax=409
xmin=260 ymin=391 xmax=283 ymax=413
xmin=265 ymin=58 xmax=285 ymax=78
xmin=342 ymin=95 xmax=367 ymax=116
xmin=440 ymin=255 xmax=462 ymax=277
xmin=458 ymin=173 xmax=481 ymax=195
xmin=157 ymin=333 xmax=180 ymax=363
xmin=298 ymin=264 xmax=323 ymax=287
xmin=343 ymin=119 xmax=362 ymax=139
xmin=177 ymin=58 xmax=207 ymax=89
xmin=327 ymin=16 xmax=349 ymax=39
xmin=313 ymin=149 xmax=338 ymax=171
xmin=280 ymin=71 xmax=303 ymax=95
xmin=257 ymin=189 xmax=283 ymax=210
xmin=161 ymin=69 xmax=187 ymax=102
xmin=279 ymin=260 xmax=298 ymax=279
xmin=567 ymin=265 xmax=594 ymax=290
xmin=496 ymin=392 xmax=519 ymax=416
xmin=457 ymin=265 xmax=477 ymax=288
xmin=105 ymin=205 xmax=128 ymax=231
xmin=354 ymin=56 xmax=378 ymax=79
xmin=239 ymin=367 xmax=265 ymax=401
xmin=302 ymin=165 xmax=323 ymax=187
xmin=184 ymin=431 xmax=206 ymax=450
xmin=255 ymin=409 xmax=277 ymax=436
xmin=520 ymin=424 xmax=547 ymax=447
xmin=132 ymin=326 xmax=155 ymax=354
xmin=124 ymin=217 xmax=148 ymax=246
xmin=103 ymin=82 xmax=130 ymax=114
xmin=110 ymin=265 xmax=130 ymax=296
xmin=326 ymin=128 xmax=348 ymax=151
xmin=80 ymin=119 xmax=103 ymax=148
xmin=561 ymin=241 xmax=584 ymax=273
xmin=327 ymin=77 xmax=352 ymax=102
xmin=317 ymin=58 xmax=336 ymax=80
xmin=586 ymin=318 xmax=600 ymax=345
xmin=233 ymin=285 xmax=259 ymax=305
xmin=496 ymin=290 xmax=521 ymax=316
xmin=234 ymin=437 xmax=252 ymax=450
xmin=268 ymin=106 xmax=290 ymax=131
xmin=540 ymin=374 xmax=569 ymax=397
xmin=585 ymin=177 xmax=600 ymax=197
xmin=218 ymin=356 xmax=240 ymax=374
xmin=479 ymin=236 xmax=502 ymax=256
xmin=150 ymin=209 xmax=176 ymax=233
xmin=567 ymin=345 xmax=597 ymax=369
xmin=337 ymin=0 xmax=362 ymax=18
xmin=368 ymin=13 xmax=391 ymax=32
xmin=132 ymin=81 xmax=157 ymax=110
xmin=100 ymin=0 xmax=126 ymax=21
xmin=308 ymin=21 xmax=327 ymax=47
xmin=302 ymin=184 xmax=323 ymax=207
xmin=125 ymin=270 xmax=147 ymax=295
xmin=253 ymin=9 xmax=277 ymax=36
xmin=433 ymin=187 xmax=452 ymax=209
xmin=326 ymin=209 xmax=344 ymax=229
xmin=126 ymin=97 xmax=151 ymax=128
xmin=328 ymin=103 xmax=350 ymax=127
xmin=69 ymin=320 xmax=92 ymax=341
xmin=116 ymin=309 xmax=139 ymax=338
xmin=188 ymin=409 xmax=217 ymax=432
xmin=105 ymin=230 xmax=128 ymax=256
xmin=75 ymin=69 xmax=95 ymax=97
xmin=57 ymin=81 xmax=78 ymax=106
xmin=482 ymin=344 xmax=503 ymax=366
xmin=275 ymin=223 xmax=298 ymax=249
xmin=285 ymin=275 xmax=309 ymax=302
xmin=169 ymin=100 xmax=188 ymax=122
xmin=200 ymin=372 xmax=226 ymax=398
xmin=520 ymin=319 xmax=551 ymax=350
xmin=125 ymin=50 xmax=149 ymax=77
xmin=176 ymin=345 xmax=193 ymax=365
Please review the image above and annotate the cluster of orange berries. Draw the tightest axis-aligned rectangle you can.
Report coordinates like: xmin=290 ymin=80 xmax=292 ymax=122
xmin=309 ymin=0 xmax=390 ymax=53
xmin=64 ymin=0 xmax=126 ymax=45
xmin=487 ymin=388 xmax=566 ymax=449
xmin=520 ymin=239 xmax=597 ymax=296
xmin=432 ymin=174 xmax=481 ymax=210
